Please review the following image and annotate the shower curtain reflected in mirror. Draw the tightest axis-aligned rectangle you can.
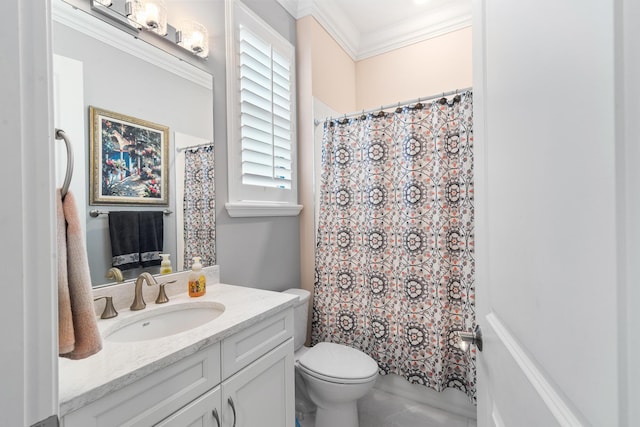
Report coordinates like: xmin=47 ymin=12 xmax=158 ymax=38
xmin=183 ymin=146 xmax=216 ymax=268
xmin=312 ymin=92 xmax=476 ymax=401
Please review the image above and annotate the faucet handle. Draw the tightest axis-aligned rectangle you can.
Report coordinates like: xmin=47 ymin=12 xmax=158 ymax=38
xmin=94 ymin=296 xmax=118 ymax=319
xmin=156 ymin=284 xmax=169 ymax=304
xmin=155 ymin=280 xmax=176 ymax=304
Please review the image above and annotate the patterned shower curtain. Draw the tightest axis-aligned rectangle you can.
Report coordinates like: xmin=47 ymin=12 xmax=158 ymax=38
xmin=183 ymin=146 xmax=216 ymax=268
xmin=312 ymin=91 xmax=476 ymax=401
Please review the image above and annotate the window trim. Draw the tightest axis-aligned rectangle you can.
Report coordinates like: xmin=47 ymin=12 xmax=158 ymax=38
xmin=225 ymin=0 xmax=302 ymax=217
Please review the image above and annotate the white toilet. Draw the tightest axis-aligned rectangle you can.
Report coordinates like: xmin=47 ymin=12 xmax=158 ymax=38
xmin=284 ymin=288 xmax=378 ymax=427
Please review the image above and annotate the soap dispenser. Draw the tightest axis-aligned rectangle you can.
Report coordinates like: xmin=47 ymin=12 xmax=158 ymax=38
xmin=159 ymin=253 xmax=172 ymax=275
xmin=188 ymin=256 xmax=206 ymax=297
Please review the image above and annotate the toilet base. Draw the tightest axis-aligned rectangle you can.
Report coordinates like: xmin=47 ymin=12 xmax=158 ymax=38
xmin=314 ymin=402 xmax=359 ymax=427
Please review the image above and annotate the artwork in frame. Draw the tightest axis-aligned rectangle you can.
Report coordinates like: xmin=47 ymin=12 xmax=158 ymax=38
xmin=90 ymin=107 xmax=169 ymax=205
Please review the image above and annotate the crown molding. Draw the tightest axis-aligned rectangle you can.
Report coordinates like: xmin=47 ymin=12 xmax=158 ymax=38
xmin=276 ymin=0 xmax=471 ymax=60
xmin=309 ymin=0 xmax=360 ymax=59
xmin=356 ymin=2 xmax=471 ymax=60
xmin=275 ymin=0 xmax=304 ymax=17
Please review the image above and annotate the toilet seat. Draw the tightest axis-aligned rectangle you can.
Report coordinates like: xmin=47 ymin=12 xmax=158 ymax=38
xmin=297 ymin=342 xmax=378 ymax=384
xmin=298 ymin=362 xmax=378 ymax=384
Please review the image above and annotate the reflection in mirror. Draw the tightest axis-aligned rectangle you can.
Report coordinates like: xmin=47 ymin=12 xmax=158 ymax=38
xmin=52 ymin=0 xmax=215 ymax=287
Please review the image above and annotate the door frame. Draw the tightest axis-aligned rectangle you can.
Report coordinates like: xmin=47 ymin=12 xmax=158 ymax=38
xmin=0 ymin=0 xmax=58 ymax=425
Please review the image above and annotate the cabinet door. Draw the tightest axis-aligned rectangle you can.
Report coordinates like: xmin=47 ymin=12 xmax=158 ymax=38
xmin=222 ymin=339 xmax=294 ymax=427
xmin=155 ymin=386 xmax=221 ymax=427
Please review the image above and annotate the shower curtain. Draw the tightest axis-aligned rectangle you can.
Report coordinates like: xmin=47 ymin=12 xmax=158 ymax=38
xmin=312 ymin=91 xmax=476 ymax=401
xmin=183 ymin=146 xmax=216 ymax=268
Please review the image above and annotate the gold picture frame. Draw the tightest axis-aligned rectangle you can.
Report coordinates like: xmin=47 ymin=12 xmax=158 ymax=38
xmin=90 ymin=106 xmax=169 ymax=205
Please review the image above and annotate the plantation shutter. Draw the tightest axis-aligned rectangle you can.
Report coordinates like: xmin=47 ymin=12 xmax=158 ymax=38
xmin=239 ymin=25 xmax=293 ymax=190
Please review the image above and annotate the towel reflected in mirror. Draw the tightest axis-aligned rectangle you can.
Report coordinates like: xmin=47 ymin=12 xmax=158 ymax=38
xmin=108 ymin=211 xmax=163 ymax=271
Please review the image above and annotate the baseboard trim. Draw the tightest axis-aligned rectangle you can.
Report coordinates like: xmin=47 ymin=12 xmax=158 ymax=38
xmin=373 ymin=374 xmax=477 ymax=420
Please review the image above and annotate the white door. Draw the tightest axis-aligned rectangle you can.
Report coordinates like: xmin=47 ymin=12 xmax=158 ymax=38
xmin=473 ymin=1 xmax=626 ymax=426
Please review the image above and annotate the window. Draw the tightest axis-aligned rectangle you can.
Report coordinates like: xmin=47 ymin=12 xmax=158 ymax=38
xmin=225 ymin=0 xmax=301 ymax=217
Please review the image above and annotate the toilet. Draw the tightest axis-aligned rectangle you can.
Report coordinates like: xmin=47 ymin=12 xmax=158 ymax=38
xmin=284 ymin=288 xmax=378 ymax=427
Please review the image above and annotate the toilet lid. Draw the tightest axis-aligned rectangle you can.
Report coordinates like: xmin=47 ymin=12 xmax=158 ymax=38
xmin=298 ymin=342 xmax=378 ymax=381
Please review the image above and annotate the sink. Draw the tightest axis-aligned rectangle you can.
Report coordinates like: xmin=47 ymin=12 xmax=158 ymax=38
xmin=105 ymin=301 xmax=225 ymax=342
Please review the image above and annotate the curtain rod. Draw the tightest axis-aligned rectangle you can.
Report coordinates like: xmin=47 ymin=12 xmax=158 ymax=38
xmin=176 ymin=142 xmax=214 ymax=152
xmin=314 ymin=86 xmax=472 ymax=126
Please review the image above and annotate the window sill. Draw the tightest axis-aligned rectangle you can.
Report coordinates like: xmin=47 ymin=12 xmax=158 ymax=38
xmin=225 ymin=202 xmax=303 ymax=218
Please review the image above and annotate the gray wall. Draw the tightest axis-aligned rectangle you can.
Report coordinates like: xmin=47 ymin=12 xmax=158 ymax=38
xmin=164 ymin=0 xmax=300 ymax=291
xmin=211 ymin=0 xmax=300 ymax=291
xmin=55 ymin=0 xmax=300 ymax=291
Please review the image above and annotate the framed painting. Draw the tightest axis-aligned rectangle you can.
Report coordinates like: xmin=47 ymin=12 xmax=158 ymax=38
xmin=90 ymin=106 xmax=169 ymax=205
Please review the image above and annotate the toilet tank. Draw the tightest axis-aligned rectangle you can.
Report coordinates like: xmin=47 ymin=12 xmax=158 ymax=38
xmin=283 ymin=288 xmax=310 ymax=351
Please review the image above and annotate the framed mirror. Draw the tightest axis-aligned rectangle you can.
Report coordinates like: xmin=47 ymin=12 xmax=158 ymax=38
xmin=52 ymin=0 xmax=215 ymax=286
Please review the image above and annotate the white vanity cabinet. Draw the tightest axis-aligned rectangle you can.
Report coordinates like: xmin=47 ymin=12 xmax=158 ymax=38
xmin=221 ymin=333 xmax=294 ymax=427
xmin=61 ymin=308 xmax=294 ymax=427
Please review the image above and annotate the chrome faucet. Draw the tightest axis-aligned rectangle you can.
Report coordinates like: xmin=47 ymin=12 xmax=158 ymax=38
xmin=130 ymin=272 xmax=157 ymax=311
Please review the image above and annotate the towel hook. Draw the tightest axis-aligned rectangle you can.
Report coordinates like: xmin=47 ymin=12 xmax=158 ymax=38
xmin=55 ymin=129 xmax=74 ymax=199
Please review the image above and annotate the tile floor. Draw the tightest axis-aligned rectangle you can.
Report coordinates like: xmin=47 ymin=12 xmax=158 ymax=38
xmin=297 ymin=388 xmax=477 ymax=427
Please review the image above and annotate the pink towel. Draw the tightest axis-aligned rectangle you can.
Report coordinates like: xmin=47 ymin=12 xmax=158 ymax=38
xmin=57 ymin=189 xmax=74 ymax=354
xmin=59 ymin=190 xmax=102 ymax=359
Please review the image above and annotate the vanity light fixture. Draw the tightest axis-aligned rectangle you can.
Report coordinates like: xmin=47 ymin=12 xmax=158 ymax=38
xmin=176 ymin=20 xmax=209 ymax=59
xmin=126 ymin=0 xmax=168 ymax=36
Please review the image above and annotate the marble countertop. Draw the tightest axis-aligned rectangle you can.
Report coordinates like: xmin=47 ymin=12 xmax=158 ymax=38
xmin=58 ymin=283 xmax=298 ymax=417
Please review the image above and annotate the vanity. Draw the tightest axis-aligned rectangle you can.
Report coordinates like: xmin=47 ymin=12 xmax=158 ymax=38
xmin=59 ymin=271 xmax=297 ymax=427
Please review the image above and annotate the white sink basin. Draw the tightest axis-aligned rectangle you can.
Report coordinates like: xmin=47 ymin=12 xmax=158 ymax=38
xmin=105 ymin=301 xmax=225 ymax=342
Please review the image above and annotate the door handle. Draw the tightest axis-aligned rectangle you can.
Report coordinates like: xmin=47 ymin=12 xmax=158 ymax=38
xmin=228 ymin=397 xmax=237 ymax=427
xmin=211 ymin=408 xmax=220 ymax=427
xmin=456 ymin=324 xmax=483 ymax=351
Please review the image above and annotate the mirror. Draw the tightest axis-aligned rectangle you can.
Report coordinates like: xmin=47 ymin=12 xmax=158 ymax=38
xmin=52 ymin=0 xmax=215 ymax=286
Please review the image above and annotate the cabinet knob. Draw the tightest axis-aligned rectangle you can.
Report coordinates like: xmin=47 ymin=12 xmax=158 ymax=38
xmin=228 ymin=397 xmax=237 ymax=427
xmin=211 ymin=408 xmax=220 ymax=427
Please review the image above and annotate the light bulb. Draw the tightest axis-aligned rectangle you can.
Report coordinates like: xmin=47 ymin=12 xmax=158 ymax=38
xmin=177 ymin=20 xmax=209 ymax=58
xmin=126 ymin=0 xmax=167 ymax=35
